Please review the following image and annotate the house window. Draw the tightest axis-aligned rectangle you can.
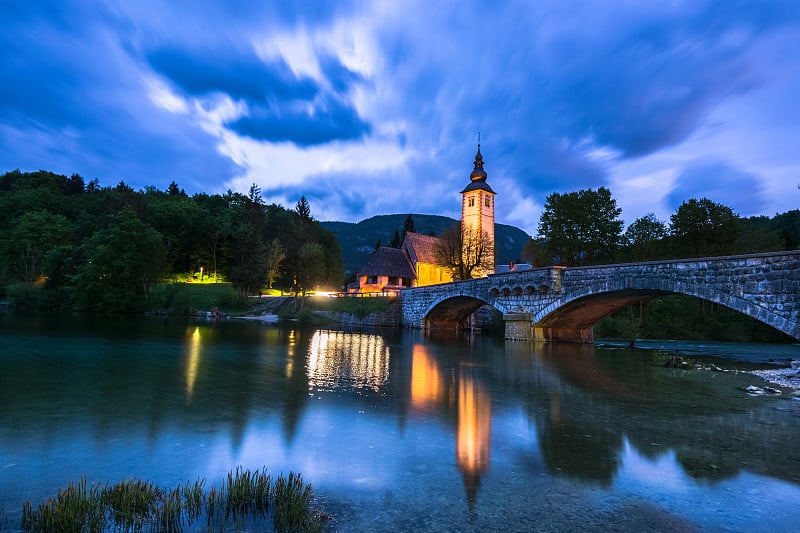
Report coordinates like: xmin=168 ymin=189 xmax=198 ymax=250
xmin=485 ymin=196 xmax=491 ymax=207
xmin=367 ymin=276 xmax=377 ymax=284
xmin=468 ymin=197 xmax=475 ymax=207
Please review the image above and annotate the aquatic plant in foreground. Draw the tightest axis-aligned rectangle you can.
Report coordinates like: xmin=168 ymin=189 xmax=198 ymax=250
xmin=18 ymin=467 xmax=327 ymax=532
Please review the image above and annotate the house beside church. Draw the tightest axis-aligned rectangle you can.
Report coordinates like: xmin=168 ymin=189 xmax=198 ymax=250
xmin=353 ymin=246 xmax=416 ymax=293
xmin=401 ymin=232 xmax=453 ymax=285
xmin=351 ymin=145 xmax=496 ymax=294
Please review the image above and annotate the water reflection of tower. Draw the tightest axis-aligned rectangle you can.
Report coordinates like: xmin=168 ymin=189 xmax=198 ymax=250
xmin=457 ymin=369 xmax=491 ymax=511
xmin=410 ymin=345 xmax=492 ymax=510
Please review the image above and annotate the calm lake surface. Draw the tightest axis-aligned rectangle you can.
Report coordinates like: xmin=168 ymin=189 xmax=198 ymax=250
xmin=1 ymin=314 xmax=800 ymax=532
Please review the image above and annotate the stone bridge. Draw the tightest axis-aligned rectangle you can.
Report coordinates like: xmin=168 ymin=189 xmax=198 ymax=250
xmin=400 ymin=251 xmax=800 ymax=342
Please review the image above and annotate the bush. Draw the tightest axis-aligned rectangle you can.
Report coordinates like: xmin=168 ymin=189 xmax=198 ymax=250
xmin=6 ymin=283 xmax=41 ymax=312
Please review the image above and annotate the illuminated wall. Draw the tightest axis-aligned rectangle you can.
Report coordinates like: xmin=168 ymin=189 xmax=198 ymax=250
xmin=415 ymin=262 xmax=453 ymax=287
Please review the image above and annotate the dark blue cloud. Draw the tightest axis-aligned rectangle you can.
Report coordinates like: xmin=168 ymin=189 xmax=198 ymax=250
xmin=146 ymin=47 xmax=318 ymax=102
xmin=261 ymin=178 xmax=372 ymax=221
xmin=667 ymin=160 xmax=766 ymax=216
xmin=318 ymin=53 xmax=365 ymax=95
xmin=146 ymin=45 xmax=370 ymax=146
xmin=230 ymin=97 xmax=371 ymax=145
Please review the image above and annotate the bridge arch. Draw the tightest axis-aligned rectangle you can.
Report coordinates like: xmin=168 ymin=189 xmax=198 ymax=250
xmin=532 ymin=276 xmax=797 ymax=343
xmin=422 ymin=295 xmax=505 ymax=331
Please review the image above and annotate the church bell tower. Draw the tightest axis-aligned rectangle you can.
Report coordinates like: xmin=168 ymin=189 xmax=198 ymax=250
xmin=460 ymin=144 xmax=496 ymax=277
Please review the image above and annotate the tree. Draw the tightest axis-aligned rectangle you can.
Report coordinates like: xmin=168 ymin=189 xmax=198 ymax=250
xmin=773 ymin=209 xmax=800 ymax=250
xmin=537 ymin=187 xmax=623 ymax=266
xmin=669 ymin=198 xmax=740 ymax=257
xmin=296 ymin=242 xmax=327 ymax=294
xmin=434 ymin=224 xmax=492 ymax=280
xmin=402 ymin=214 xmax=415 ymax=239
xmin=295 ymin=196 xmax=311 ymax=221
xmin=7 ymin=210 xmax=73 ymax=285
xmin=73 ymin=209 xmax=165 ymax=311
xmin=143 ymin=191 xmax=202 ymax=274
xmin=167 ymin=181 xmax=185 ymax=196
xmin=434 ymin=224 xmax=463 ymax=278
xmin=519 ymin=237 xmax=541 ymax=266
xmin=389 ymin=228 xmax=401 ymax=248
xmin=248 ymin=183 xmax=264 ymax=205
xmin=264 ymin=238 xmax=286 ymax=290
xmin=624 ymin=213 xmax=668 ymax=262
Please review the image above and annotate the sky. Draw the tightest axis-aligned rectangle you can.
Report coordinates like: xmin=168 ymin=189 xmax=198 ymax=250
xmin=2 ymin=0 xmax=799 ymax=235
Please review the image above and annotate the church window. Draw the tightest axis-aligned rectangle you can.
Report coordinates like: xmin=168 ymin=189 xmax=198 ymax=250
xmin=485 ymin=196 xmax=491 ymax=207
xmin=468 ymin=197 xmax=474 ymax=207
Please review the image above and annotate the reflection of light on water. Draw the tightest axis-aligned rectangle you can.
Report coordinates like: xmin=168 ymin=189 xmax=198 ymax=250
xmin=185 ymin=327 xmax=201 ymax=401
xmin=410 ymin=345 xmax=443 ymax=408
xmin=307 ymin=330 xmax=390 ymax=392
xmin=286 ymin=330 xmax=296 ymax=379
xmin=457 ymin=372 xmax=491 ymax=477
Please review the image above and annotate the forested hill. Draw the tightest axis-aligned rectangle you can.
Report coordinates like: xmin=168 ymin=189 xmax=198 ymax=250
xmin=321 ymin=214 xmax=531 ymax=273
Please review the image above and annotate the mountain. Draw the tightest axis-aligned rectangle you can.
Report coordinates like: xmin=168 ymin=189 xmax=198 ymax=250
xmin=321 ymin=214 xmax=531 ymax=274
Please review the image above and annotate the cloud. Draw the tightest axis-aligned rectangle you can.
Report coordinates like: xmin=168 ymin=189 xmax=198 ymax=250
xmin=0 ymin=1 xmax=237 ymax=188
xmin=667 ymin=160 xmax=766 ymax=216
xmin=1 ymin=0 xmax=799 ymax=227
xmin=145 ymin=44 xmax=370 ymax=146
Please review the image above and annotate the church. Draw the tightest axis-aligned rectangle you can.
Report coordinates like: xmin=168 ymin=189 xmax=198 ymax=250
xmin=352 ymin=145 xmax=496 ymax=293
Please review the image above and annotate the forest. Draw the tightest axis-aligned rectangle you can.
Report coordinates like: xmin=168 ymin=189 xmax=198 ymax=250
xmin=0 ymin=170 xmax=343 ymax=312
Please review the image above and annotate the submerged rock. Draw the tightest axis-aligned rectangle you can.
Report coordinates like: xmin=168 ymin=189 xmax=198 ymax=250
xmin=739 ymin=385 xmax=782 ymax=396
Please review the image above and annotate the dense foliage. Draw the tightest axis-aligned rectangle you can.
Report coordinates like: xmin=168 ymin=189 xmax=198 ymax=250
xmin=537 ymin=187 xmax=624 ymax=266
xmin=0 ymin=170 xmax=344 ymax=311
xmin=533 ymin=190 xmax=799 ymax=266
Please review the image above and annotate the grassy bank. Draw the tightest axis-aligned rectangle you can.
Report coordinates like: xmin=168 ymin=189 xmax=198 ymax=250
xmin=148 ymin=282 xmax=253 ymax=315
xmin=304 ymin=295 xmax=394 ymax=319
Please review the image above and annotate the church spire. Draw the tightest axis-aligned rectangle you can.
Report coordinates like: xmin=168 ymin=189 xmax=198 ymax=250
xmin=469 ymin=144 xmax=488 ymax=182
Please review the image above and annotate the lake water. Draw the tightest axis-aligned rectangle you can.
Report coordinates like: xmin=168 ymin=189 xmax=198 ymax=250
xmin=1 ymin=314 xmax=800 ymax=532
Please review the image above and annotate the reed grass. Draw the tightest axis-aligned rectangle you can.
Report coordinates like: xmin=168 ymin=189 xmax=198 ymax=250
xmin=18 ymin=467 xmax=327 ymax=533
xmin=21 ymin=478 xmax=106 ymax=533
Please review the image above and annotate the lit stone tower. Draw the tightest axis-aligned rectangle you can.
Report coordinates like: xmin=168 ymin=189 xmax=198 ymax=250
xmin=460 ymin=144 xmax=496 ymax=276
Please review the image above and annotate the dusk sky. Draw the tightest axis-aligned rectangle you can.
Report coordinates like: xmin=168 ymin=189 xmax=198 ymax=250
xmin=2 ymin=1 xmax=799 ymax=235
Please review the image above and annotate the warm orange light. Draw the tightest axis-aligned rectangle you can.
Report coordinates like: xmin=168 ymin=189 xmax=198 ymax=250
xmin=456 ymin=372 xmax=491 ymax=476
xmin=410 ymin=345 xmax=443 ymax=408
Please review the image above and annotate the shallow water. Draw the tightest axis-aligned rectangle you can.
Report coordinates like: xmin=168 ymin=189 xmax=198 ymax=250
xmin=1 ymin=314 xmax=799 ymax=531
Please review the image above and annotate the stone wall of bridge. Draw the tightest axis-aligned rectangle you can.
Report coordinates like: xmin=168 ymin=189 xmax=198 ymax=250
xmin=400 ymin=251 xmax=800 ymax=342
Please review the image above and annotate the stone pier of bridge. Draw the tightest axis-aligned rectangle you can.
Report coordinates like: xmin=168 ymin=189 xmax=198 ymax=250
xmin=399 ymin=251 xmax=800 ymax=343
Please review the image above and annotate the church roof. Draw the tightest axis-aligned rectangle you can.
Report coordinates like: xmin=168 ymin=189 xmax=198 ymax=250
xmin=401 ymin=232 xmax=441 ymax=265
xmin=460 ymin=180 xmax=496 ymax=194
xmin=357 ymin=247 xmax=416 ymax=279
